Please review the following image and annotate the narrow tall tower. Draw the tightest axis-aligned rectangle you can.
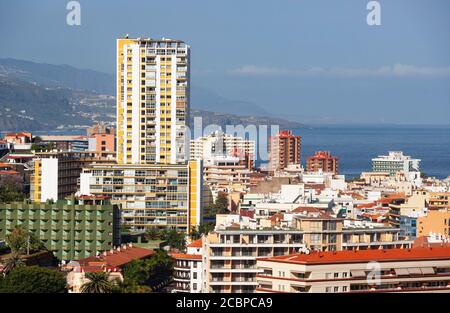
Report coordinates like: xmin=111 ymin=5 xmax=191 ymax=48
xmin=117 ymin=37 xmax=190 ymax=164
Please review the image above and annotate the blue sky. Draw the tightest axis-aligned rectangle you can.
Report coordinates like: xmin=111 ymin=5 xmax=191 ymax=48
xmin=0 ymin=0 xmax=449 ymax=124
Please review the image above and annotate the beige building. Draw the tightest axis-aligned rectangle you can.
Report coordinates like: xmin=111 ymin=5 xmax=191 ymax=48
xmin=256 ymin=247 xmax=450 ymax=293
xmin=79 ymin=160 xmax=202 ymax=233
xmin=428 ymin=192 xmax=450 ymax=211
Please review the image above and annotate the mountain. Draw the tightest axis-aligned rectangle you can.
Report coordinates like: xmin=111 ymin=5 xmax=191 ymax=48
xmin=0 ymin=58 xmax=115 ymax=95
xmin=0 ymin=58 xmax=304 ymax=132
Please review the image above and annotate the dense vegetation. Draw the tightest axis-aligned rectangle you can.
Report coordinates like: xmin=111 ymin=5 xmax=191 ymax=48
xmin=0 ymin=266 xmax=67 ymax=293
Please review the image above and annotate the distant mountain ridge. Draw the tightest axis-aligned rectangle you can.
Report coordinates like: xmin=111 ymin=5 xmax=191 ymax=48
xmin=0 ymin=58 xmax=304 ymax=132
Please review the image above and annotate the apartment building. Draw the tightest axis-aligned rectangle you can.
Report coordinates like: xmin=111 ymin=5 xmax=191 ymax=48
xmin=203 ymin=156 xmax=252 ymax=193
xmin=256 ymin=247 xmax=450 ymax=293
xmin=30 ymin=151 xmax=115 ymax=202
xmin=0 ymin=196 xmax=120 ymax=260
xmin=117 ymin=36 xmax=189 ymax=165
xmin=417 ymin=210 xmax=450 ymax=238
xmin=88 ymin=133 xmax=115 ymax=153
xmin=79 ymin=160 xmax=202 ymax=233
xmin=202 ymin=229 xmax=307 ymax=293
xmin=190 ymin=131 xmax=255 ymax=163
xmin=172 ymin=238 xmax=203 ymax=293
xmin=428 ymin=192 xmax=450 ymax=211
xmin=269 ymin=130 xmax=301 ymax=172
xmin=372 ymin=151 xmax=421 ymax=176
xmin=306 ymin=151 xmax=339 ymax=174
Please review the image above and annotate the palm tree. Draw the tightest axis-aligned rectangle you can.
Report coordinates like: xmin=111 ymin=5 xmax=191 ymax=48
xmin=81 ymin=272 xmax=115 ymax=293
xmin=1 ymin=252 xmax=25 ymax=275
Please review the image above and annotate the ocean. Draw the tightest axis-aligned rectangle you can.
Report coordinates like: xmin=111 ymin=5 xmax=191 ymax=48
xmin=3 ymin=125 xmax=449 ymax=179
xmin=293 ymin=125 xmax=450 ymax=179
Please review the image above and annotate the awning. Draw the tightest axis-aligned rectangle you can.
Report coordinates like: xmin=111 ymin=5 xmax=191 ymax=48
xmin=394 ymin=268 xmax=409 ymax=276
xmin=350 ymin=270 xmax=366 ymax=278
xmin=407 ymin=268 xmax=422 ymax=275
xmin=420 ymin=267 xmax=435 ymax=275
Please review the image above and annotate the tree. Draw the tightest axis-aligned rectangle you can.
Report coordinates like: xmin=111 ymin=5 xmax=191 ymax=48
xmin=80 ymin=272 xmax=116 ymax=293
xmin=119 ymin=250 xmax=174 ymax=293
xmin=190 ymin=223 xmax=215 ymax=241
xmin=199 ymin=222 xmax=215 ymax=236
xmin=161 ymin=228 xmax=186 ymax=251
xmin=214 ymin=193 xmax=229 ymax=213
xmin=5 ymin=226 xmax=46 ymax=255
xmin=1 ymin=252 xmax=25 ymax=275
xmin=0 ymin=175 xmax=25 ymax=203
xmin=0 ymin=266 xmax=67 ymax=293
xmin=145 ymin=250 xmax=173 ymax=291
xmin=144 ymin=227 xmax=162 ymax=241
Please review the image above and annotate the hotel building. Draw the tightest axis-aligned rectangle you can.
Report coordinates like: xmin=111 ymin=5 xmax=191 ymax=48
xmin=116 ymin=36 xmax=190 ymax=165
xmin=0 ymin=196 xmax=120 ymax=260
xmin=79 ymin=160 xmax=202 ymax=232
xmin=256 ymin=247 xmax=450 ymax=293
xmin=372 ymin=151 xmax=421 ymax=176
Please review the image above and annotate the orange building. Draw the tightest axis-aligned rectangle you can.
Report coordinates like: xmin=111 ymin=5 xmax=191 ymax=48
xmin=306 ymin=151 xmax=339 ymax=174
xmin=269 ymin=130 xmax=301 ymax=172
xmin=417 ymin=210 xmax=450 ymax=238
xmin=88 ymin=133 xmax=115 ymax=153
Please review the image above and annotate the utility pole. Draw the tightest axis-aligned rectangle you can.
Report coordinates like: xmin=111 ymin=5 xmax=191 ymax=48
xmin=27 ymin=234 xmax=30 ymax=255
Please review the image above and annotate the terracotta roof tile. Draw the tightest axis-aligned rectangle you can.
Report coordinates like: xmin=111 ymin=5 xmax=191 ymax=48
xmin=258 ymin=247 xmax=450 ymax=265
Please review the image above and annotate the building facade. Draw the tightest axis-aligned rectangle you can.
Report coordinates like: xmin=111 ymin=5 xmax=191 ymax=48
xmin=256 ymin=247 xmax=450 ymax=293
xmin=79 ymin=160 xmax=202 ymax=232
xmin=190 ymin=131 xmax=255 ymax=163
xmin=269 ymin=130 xmax=301 ymax=172
xmin=172 ymin=238 xmax=203 ymax=293
xmin=117 ymin=37 xmax=190 ymax=165
xmin=30 ymin=151 xmax=115 ymax=202
xmin=0 ymin=196 xmax=120 ymax=260
xmin=306 ymin=151 xmax=339 ymax=174
xmin=372 ymin=151 xmax=421 ymax=175
xmin=417 ymin=210 xmax=450 ymax=238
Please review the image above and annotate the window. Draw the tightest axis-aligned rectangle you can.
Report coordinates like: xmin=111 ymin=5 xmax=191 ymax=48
xmin=342 ymin=286 xmax=348 ymax=292
xmin=343 ymin=272 xmax=348 ymax=278
xmin=334 ymin=273 xmax=339 ymax=278
xmin=193 ymin=272 xmax=197 ymax=279
xmin=334 ymin=287 xmax=339 ymax=293
xmin=325 ymin=287 xmax=331 ymax=293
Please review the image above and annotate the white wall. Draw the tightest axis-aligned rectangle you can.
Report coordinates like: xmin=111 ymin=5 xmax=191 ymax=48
xmin=41 ymin=158 xmax=58 ymax=202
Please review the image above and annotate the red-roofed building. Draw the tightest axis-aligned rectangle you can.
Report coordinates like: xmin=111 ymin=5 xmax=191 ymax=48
xmin=256 ymin=247 xmax=450 ymax=293
xmin=172 ymin=238 xmax=204 ymax=293
xmin=306 ymin=151 xmax=339 ymax=174
xmin=64 ymin=244 xmax=154 ymax=293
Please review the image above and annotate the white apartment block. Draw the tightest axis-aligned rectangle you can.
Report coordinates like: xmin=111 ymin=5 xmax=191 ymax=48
xmin=372 ymin=151 xmax=421 ymax=176
xmin=172 ymin=239 xmax=203 ymax=293
xmin=190 ymin=131 xmax=255 ymax=161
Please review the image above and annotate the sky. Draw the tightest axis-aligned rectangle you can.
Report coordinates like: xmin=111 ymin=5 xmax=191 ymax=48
xmin=0 ymin=0 xmax=449 ymax=125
